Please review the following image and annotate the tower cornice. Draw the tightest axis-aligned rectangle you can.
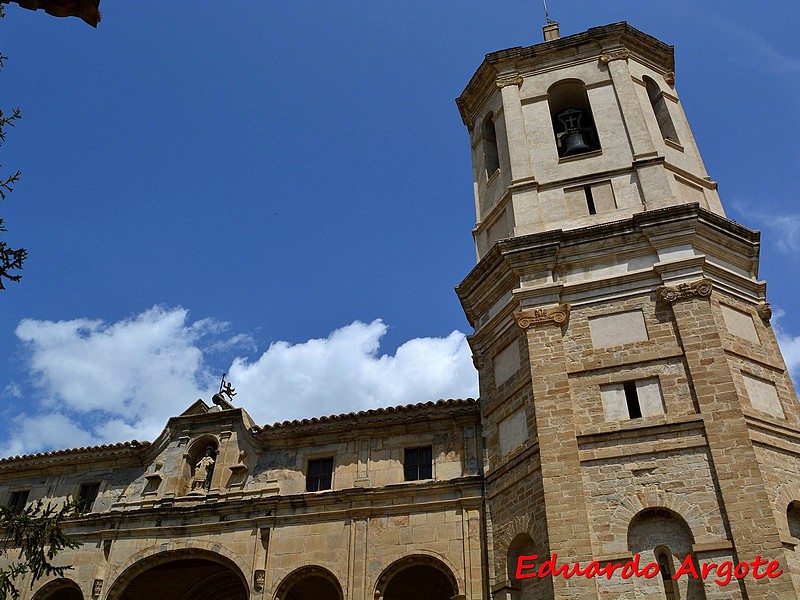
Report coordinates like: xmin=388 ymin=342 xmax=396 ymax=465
xmin=456 ymin=22 xmax=675 ymax=128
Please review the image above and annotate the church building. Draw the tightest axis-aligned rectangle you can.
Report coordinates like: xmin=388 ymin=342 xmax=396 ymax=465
xmin=2 ymin=20 xmax=799 ymax=600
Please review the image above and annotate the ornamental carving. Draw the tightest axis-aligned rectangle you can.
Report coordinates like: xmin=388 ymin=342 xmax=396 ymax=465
xmin=496 ymin=74 xmax=524 ymax=89
xmin=756 ymin=302 xmax=772 ymax=321
xmin=514 ymin=305 xmax=570 ymax=329
xmin=598 ymin=49 xmax=630 ymax=64
xmin=657 ymin=279 xmax=713 ymax=304
xmin=254 ymin=569 xmax=266 ymax=591
xmin=664 ymin=70 xmax=675 ymax=86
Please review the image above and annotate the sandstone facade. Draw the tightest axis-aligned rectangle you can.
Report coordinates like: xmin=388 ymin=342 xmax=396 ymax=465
xmin=2 ymin=20 xmax=800 ymax=600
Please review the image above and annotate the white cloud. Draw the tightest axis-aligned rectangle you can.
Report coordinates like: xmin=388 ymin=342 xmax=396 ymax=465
xmin=1 ymin=381 xmax=22 ymax=399
xmin=228 ymin=320 xmax=477 ymax=425
xmin=729 ymin=205 xmax=800 ymax=256
xmin=0 ymin=413 xmax=95 ymax=458
xmin=2 ymin=308 xmax=477 ymax=456
xmin=772 ymin=308 xmax=800 ymax=384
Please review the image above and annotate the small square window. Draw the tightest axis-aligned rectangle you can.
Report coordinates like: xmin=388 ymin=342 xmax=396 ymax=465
xmin=306 ymin=458 xmax=334 ymax=492
xmin=7 ymin=490 xmax=30 ymax=514
xmin=78 ymin=483 xmax=100 ymax=513
xmin=404 ymin=446 xmax=433 ymax=481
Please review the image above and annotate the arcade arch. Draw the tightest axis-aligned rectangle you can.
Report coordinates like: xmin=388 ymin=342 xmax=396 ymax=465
xmin=375 ymin=555 xmax=458 ymax=600
xmin=274 ymin=565 xmax=343 ymax=600
xmin=32 ymin=579 xmax=83 ymax=600
xmin=105 ymin=549 xmax=248 ymax=600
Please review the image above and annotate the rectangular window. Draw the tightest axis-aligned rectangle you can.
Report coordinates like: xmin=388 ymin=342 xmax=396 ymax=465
xmin=8 ymin=490 xmax=30 ymax=514
xmin=306 ymin=458 xmax=334 ymax=492
xmin=404 ymin=446 xmax=433 ymax=481
xmin=601 ymin=378 xmax=664 ymax=422
xmin=77 ymin=482 xmax=100 ymax=513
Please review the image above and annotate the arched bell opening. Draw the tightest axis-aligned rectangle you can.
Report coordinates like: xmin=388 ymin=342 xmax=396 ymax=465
xmin=105 ymin=549 xmax=248 ymax=600
xmin=376 ymin=555 xmax=458 ymax=600
xmin=32 ymin=579 xmax=84 ymax=600
xmin=643 ymin=75 xmax=679 ymax=144
xmin=548 ymin=79 xmax=600 ymax=158
xmin=274 ymin=565 xmax=343 ymax=600
xmin=481 ymin=112 xmax=500 ymax=179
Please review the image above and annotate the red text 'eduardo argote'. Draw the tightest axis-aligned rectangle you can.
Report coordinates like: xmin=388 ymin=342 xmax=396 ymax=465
xmin=516 ymin=554 xmax=783 ymax=586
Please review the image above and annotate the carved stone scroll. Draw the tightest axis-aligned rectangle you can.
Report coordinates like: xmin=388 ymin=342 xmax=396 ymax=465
xmin=598 ymin=49 xmax=630 ymax=64
xmin=657 ymin=278 xmax=713 ymax=304
xmin=496 ymin=74 xmax=524 ymax=89
xmin=514 ymin=304 xmax=571 ymax=329
xmin=756 ymin=302 xmax=772 ymax=321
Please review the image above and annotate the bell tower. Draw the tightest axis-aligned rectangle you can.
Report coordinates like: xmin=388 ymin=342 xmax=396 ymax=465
xmin=457 ymin=22 xmax=724 ymax=260
xmin=456 ymin=22 xmax=800 ymax=600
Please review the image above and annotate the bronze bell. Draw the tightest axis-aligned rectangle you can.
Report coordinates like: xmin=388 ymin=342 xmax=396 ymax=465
xmin=557 ymin=108 xmax=591 ymax=156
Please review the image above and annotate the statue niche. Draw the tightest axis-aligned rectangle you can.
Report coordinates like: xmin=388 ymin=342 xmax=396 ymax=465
xmin=184 ymin=439 xmax=218 ymax=496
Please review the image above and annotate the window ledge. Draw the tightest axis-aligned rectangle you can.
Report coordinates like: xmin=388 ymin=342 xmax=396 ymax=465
xmin=664 ymin=138 xmax=684 ymax=152
xmin=558 ymin=148 xmax=602 ymax=163
xmin=486 ymin=168 xmax=500 ymax=185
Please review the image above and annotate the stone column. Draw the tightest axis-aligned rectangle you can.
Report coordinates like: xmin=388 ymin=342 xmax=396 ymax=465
xmin=515 ymin=306 xmax=598 ymax=599
xmin=659 ymin=279 xmax=796 ymax=599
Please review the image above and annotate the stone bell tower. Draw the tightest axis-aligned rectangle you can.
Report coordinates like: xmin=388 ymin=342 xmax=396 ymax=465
xmin=456 ymin=22 xmax=800 ymax=600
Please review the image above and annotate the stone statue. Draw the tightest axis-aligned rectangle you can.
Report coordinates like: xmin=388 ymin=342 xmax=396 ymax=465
xmin=191 ymin=446 xmax=216 ymax=492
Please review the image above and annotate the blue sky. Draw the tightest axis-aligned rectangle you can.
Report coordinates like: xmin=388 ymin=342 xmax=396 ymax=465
xmin=1 ymin=1 xmax=798 ymax=456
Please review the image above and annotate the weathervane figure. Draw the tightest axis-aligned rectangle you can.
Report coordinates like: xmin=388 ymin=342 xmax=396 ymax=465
xmin=212 ymin=373 xmax=237 ymax=410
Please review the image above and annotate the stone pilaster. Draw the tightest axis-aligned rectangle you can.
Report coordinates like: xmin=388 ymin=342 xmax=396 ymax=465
xmin=662 ymin=284 xmax=796 ymax=598
xmin=515 ymin=307 xmax=598 ymax=599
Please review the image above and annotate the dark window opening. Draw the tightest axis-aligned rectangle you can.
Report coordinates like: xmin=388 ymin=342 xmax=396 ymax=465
xmin=584 ymin=185 xmax=597 ymax=215
xmin=655 ymin=547 xmax=679 ymax=600
xmin=404 ymin=446 xmax=433 ymax=481
xmin=7 ymin=490 xmax=29 ymax=514
xmin=306 ymin=457 xmax=334 ymax=492
xmin=482 ymin=114 xmax=500 ymax=178
xmin=624 ymin=381 xmax=642 ymax=419
xmin=788 ymin=501 xmax=800 ymax=539
xmin=78 ymin=482 xmax=100 ymax=513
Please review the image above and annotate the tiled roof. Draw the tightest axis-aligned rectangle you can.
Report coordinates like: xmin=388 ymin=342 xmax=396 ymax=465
xmin=255 ymin=398 xmax=479 ymax=433
xmin=0 ymin=440 xmax=149 ymax=466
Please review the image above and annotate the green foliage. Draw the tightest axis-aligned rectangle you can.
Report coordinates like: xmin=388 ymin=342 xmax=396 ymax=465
xmin=0 ymin=4 xmax=27 ymax=290
xmin=0 ymin=501 xmax=79 ymax=599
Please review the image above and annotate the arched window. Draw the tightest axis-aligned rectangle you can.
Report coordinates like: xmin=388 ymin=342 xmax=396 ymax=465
xmin=643 ymin=76 xmax=679 ymax=143
xmin=628 ymin=509 xmax=706 ymax=600
xmin=654 ymin=545 xmax=680 ymax=600
xmin=506 ymin=533 xmax=536 ymax=582
xmin=788 ymin=500 xmax=800 ymax=539
xmin=482 ymin=113 xmax=500 ymax=178
xmin=548 ymin=80 xmax=600 ymax=158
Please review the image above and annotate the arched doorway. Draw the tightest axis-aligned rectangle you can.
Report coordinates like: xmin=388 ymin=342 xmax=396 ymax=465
xmin=377 ymin=555 xmax=458 ymax=600
xmin=33 ymin=579 xmax=83 ymax=600
xmin=274 ymin=566 xmax=343 ymax=600
xmin=106 ymin=550 xmax=248 ymax=600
